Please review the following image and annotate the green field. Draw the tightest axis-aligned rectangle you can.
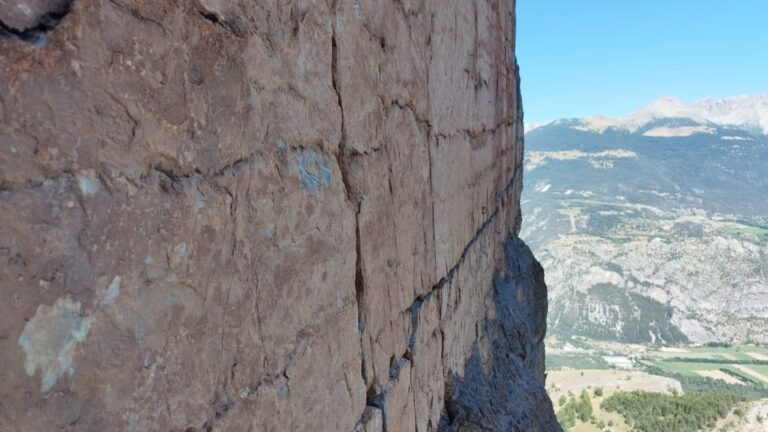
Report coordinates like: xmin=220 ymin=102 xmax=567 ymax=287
xmin=649 ymin=345 xmax=768 ymax=362
xmin=734 ymin=364 xmax=768 ymax=384
xmin=644 ymin=360 xmax=721 ymax=374
xmin=547 ymin=353 xmax=612 ymax=370
xmin=716 ymin=221 xmax=768 ymax=238
xmin=547 ymin=340 xmax=768 ymax=389
xmin=644 ymin=360 xmax=767 ymax=384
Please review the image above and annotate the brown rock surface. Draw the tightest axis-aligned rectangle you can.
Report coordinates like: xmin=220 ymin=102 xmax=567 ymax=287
xmin=0 ymin=0 xmax=559 ymax=431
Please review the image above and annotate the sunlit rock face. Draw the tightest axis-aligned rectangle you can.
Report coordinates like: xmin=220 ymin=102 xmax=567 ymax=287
xmin=0 ymin=0 xmax=559 ymax=430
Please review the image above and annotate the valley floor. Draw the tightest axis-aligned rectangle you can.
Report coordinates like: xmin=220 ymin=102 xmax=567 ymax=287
xmin=546 ymin=338 xmax=768 ymax=431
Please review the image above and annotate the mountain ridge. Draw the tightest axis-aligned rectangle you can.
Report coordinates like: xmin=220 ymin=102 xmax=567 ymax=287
xmin=527 ymin=94 xmax=768 ymax=136
xmin=522 ymin=99 xmax=768 ymax=345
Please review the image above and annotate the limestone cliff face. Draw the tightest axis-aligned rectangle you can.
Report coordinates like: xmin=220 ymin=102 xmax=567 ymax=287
xmin=0 ymin=1 xmax=559 ymax=431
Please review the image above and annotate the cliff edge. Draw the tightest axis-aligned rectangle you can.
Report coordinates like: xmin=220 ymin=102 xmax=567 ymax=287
xmin=0 ymin=0 xmax=560 ymax=430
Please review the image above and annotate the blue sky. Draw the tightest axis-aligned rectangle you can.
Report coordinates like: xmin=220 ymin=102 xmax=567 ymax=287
xmin=518 ymin=0 xmax=768 ymax=123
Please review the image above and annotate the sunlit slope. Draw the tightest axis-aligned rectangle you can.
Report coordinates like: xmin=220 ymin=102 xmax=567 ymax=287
xmin=522 ymin=118 xmax=768 ymax=343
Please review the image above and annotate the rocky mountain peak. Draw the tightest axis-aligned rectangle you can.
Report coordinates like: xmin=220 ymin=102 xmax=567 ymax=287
xmin=559 ymin=93 xmax=768 ymax=136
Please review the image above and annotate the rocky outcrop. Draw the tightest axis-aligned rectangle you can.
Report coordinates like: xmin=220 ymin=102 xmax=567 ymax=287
xmin=0 ymin=0 xmax=558 ymax=431
xmin=438 ymin=237 xmax=560 ymax=431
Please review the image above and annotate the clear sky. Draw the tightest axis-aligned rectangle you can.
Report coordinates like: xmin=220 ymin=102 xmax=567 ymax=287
xmin=518 ymin=0 xmax=768 ymax=123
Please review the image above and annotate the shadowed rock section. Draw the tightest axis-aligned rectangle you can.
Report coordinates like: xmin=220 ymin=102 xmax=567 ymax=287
xmin=439 ymin=237 xmax=560 ymax=431
xmin=0 ymin=0 xmax=559 ymax=430
xmin=0 ymin=0 xmax=73 ymax=44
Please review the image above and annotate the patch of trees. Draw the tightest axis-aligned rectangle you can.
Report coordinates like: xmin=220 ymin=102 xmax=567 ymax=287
xmin=601 ymin=390 xmax=745 ymax=432
xmin=556 ymin=390 xmax=593 ymax=429
xmin=705 ymin=341 xmax=732 ymax=348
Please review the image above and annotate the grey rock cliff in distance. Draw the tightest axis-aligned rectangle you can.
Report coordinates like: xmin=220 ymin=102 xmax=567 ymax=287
xmin=0 ymin=0 xmax=559 ymax=430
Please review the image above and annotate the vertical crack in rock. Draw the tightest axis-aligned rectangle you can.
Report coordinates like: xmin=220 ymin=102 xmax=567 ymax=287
xmin=352 ymin=204 xmax=368 ymax=384
xmin=427 ymin=131 xmax=438 ymax=280
xmin=330 ymin=0 xmax=368 ymax=391
xmin=0 ymin=0 xmax=75 ymax=45
xmin=363 ymin=354 xmax=413 ymax=432
xmin=330 ymin=1 xmax=345 ymax=149
xmin=406 ymin=296 xmax=424 ymax=352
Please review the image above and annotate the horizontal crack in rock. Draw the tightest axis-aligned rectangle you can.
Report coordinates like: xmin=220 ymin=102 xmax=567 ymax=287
xmin=197 ymin=9 xmax=242 ymax=37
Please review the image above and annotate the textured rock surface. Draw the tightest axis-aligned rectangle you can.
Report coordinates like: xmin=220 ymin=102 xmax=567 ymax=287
xmin=0 ymin=0 xmax=559 ymax=431
xmin=438 ymin=237 xmax=561 ymax=431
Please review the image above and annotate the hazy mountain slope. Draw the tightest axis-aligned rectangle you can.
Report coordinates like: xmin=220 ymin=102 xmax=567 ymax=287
xmin=522 ymin=102 xmax=768 ymax=344
xmin=563 ymin=94 xmax=768 ymax=135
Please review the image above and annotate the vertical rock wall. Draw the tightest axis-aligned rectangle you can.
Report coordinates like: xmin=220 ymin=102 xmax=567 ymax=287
xmin=0 ymin=0 xmax=559 ymax=430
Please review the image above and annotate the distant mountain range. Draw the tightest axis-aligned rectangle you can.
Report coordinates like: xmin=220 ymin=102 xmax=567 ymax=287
xmin=527 ymin=94 xmax=768 ymax=136
xmin=522 ymin=95 xmax=768 ymax=345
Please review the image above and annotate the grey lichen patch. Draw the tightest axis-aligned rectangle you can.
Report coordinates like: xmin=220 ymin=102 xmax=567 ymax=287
xmin=146 ymin=259 xmax=168 ymax=281
xmin=277 ymin=382 xmax=289 ymax=399
xmin=353 ymin=1 xmax=363 ymax=20
xmin=169 ymin=241 xmax=188 ymax=267
xmin=193 ymin=197 xmax=206 ymax=214
xmin=264 ymin=224 xmax=276 ymax=239
xmin=98 ymin=276 xmax=121 ymax=307
xmin=239 ymin=387 xmax=251 ymax=399
xmin=293 ymin=149 xmax=332 ymax=191
xmin=17 ymin=297 xmax=92 ymax=392
xmin=76 ymin=171 xmax=101 ymax=196
xmin=190 ymin=187 xmax=206 ymax=214
xmin=173 ymin=241 xmax=187 ymax=259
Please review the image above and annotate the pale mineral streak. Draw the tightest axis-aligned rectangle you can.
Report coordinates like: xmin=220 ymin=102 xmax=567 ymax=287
xmin=17 ymin=297 xmax=92 ymax=392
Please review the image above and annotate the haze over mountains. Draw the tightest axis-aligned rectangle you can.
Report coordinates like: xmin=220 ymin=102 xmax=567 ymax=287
xmin=522 ymin=94 xmax=768 ymax=345
xmin=528 ymin=94 xmax=768 ymax=136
